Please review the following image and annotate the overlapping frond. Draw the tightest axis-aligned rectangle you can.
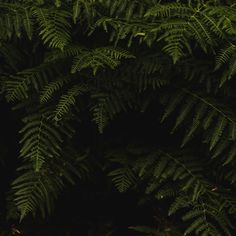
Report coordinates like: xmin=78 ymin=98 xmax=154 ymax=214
xmin=4 ymin=63 xmax=60 ymax=102
xmin=90 ymin=89 xmax=135 ymax=133
xmin=40 ymin=76 xmax=71 ymax=104
xmin=44 ymin=44 xmax=85 ymax=62
xmin=0 ymin=2 xmax=33 ymax=39
xmin=71 ymin=47 xmax=135 ymax=74
xmin=33 ymin=7 xmax=71 ymax=49
xmin=1 ymin=1 xmax=236 ymax=234
xmin=107 ymin=146 xmax=236 ymax=235
xmin=108 ymin=167 xmax=136 ymax=193
xmin=215 ymin=44 xmax=236 ymax=86
xmin=54 ymin=83 xmax=89 ymax=121
xmin=107 ymin=147 xmax=210 ymax=200
xmin=12 ymin=164 xmax=64 ymax=220
xmin=19 ymin=112 xmax=65 ymax=172
xmin=106 ymin=149 xmax=137 ymax=192
xmin=169 ymin=195 xmax=233 ymax=236
xmin=96 ymin=2 xmax=228 ymax=62
xmin=11 ymin=146 xmax=89 ymax=220
xmin=135 ymin=148 xmax=209 ymax=201
xmin=161 ymin=89 xmax=236 ymax=155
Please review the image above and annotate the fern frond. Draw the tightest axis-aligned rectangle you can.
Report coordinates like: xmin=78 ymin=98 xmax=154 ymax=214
xmin=11 ymin=163 xmax=63 ymax=220
xmin=155 ymin=183 xmax=178 ymax=200
xmin=90 ymin=89 xmax=135 ymax=133
xmin=0 ymin=2 xmax=33 ymax=39
xmin=71 ymin=47 xmax=134 ymax=75
xmin=4 ymin=63 xmax=60 ymax=102
xmin=40 ymin=76 xmax=71 ymax=104
xmin=72 ymin=0 xmax=81 ymax=23
xmin=223 ymin=144 xmax=236 ymax=165
xmin=190 ymin=14 xmax=215 ymax=47
xmin=107 ymin=149 xmax=137 ymax=192
xmin=19 ymin=112 xmax=65 ymax=172
xmin=215 ymin=44 xmax=236 ymax=70
xmin=54 ymin=83 xmax=89 ymax=121
xmin=169 ymin=195 xmax=233 ymax=236
xmin=108 ymin=167 xmax=136 ymax=192
xmin=99 ymin=0 xmax=145 ymax=20
xmin=157 ymin=22 xmax=190 ymax=63
xmin=199 ymin=8 xmax=224 ymax=39
xmin=145 ymin=3 xmax=194 ymax=18
xmin=33 ymin=7 xmax=71 ymax=49
xmin=4 ymin=75 xmax=30 ymax=102
xmin=72 ymin=0 xmax=97 ymax=25
xmin=12 ymin=144 xmax=87 ymax=220
xmin=135 ymin=149 xmax=208 ymax=201
xmin=44 ymin=44 xmax=85 ymax=62
xmin=91 ymin=95 xmax=109 ymax=134
xmin=161 ymin=91 xmax=185 ymax=122
xmin=161 ymin=89 xmax=236 ymax=153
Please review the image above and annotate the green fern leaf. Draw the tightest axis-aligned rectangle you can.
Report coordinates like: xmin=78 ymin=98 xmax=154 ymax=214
xmin=4 ymin=63 xmax=60 ymax=102
xmin=73 ymin=0 xmax=81 ymax=23
xmin=215 ymin=44 xmax=236 ymax=70
xmin=19 ymin=112 xmax=63 ymax=172
xmin=40 ymin=76 xmax=71 ymax=104
xmin=108 ymin=167 xmax=136 ymax=192
xmin=71 ymin=47 xmax=134 ymax=74
xmin=209 ymin=116 xmax=227 ymax=150
xmin=91 ymin=96 xmax=109 ymax=134
xmin=54 ymin=83 xmax=89 ymax=121
xmin=33 ymin=7 xmax=71 ymax=49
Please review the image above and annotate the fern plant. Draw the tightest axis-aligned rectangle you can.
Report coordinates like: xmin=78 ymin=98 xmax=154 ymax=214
xmin=0 ymin=0 xmax=236 ymax=235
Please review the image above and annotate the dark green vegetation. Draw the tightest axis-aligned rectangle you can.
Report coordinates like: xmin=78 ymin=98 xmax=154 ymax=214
xmin=0 ymin=0 xmax=236 ymax=235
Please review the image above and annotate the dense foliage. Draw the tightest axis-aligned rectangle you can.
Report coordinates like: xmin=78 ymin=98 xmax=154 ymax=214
xmin=0 ymin=0 xmax=236 ymax=235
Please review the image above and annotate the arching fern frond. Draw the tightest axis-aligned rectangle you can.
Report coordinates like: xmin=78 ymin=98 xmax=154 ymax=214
xmin=0 ymin=2 xmax=33 ymax=39
xmin=95 ymin=3 xmax=224 ymax=62
xmin=90 ymin=89 xmax=135 ymax=133
xmin=91 ymin=94 xmax=109 ymax=134
xmin=44 ymin=44 xmax=85 ymax=62
xmin=71 ymin=47 xmax=135 ymax=75
xmin=108 ymin=167 xmax=136 ymax=193
xmin=156 ymin=21 xmax=191 ymax=63
xmin=107 ymin=147 xmax=210 ymax=201
xmin=146 ymin=3 xmax=225 ymax=53
xmin=11 ymin=145 xmax=88 ymax=220
xmin=215 ymin=44 xmax=236 ymax=86
xmin=134 ymin=149 xmax=209 ymax=201
xmin=169 ymin=195 xmax=233 ymax=236
xmin=107 ymin=149 xmax=137 ymax=192
xmin=128 ymin=53 xmax=171 ymax=92
xmin=40 ymin=76 xmax=71 ymax=104
xmin=144 ymin=3 xmax=194 ymax=18
xmin=216 ymin=44 xmax=236 ymax=68
xmin=53 ymin=83 xmax=89 ymax=122
xmin=161 ymin=89 xmax=236 ymax=153
xmin=72 ymin=0 xmax=97 ymax=25
xmin=11 ymin=163 xmax=64 ymax=220
xmin=4 ymin=62 xmax=61 ymax=102
xmin=4 ymin=75 xmax=30 ymax=102
xmin=33 ymin=7 xmax=71 ymax=50
xmin=19 ymin=112 xmax=68 ymax=172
